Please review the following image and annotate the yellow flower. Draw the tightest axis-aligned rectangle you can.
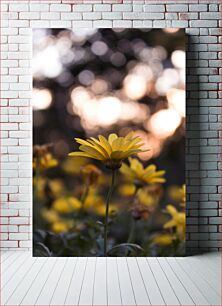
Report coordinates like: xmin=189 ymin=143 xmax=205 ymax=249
xmin=42 ymin=208 xmax=59 ymax=223
xmin=51 ymin=220 xmax=74 ymax=234
xmin=168 ymin=184 xmax=186 ymax=207
xmin=152 ymin=234 xmax=174 ymax=246
xmin=95 ymin=204 xmax=118 ymax=216
xmin=33 ymin=144 xmax=58 ymax=171
xmin=80 ymin=164 xmax=102 ymax=186
xmin=164 ymin=205 xmax=186 ymax=240
xmin=62 ymin=156 xmax=89 ymax=175
xmin=120 ymin=157 xmax=165 ymax=186
xmin=118 ymin=184 xmax=136 ymax=197
xmin=52 ymin=197 xmax=81 ymax=214
xmin=137 ymin=188 xmax=158 ymax=207
xmin=69 ymin=132 xmax=147 ymax=170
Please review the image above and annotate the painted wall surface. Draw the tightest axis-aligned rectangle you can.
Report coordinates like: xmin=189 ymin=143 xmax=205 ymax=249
xmin=1 ymin=0 xmax=221 ymax=254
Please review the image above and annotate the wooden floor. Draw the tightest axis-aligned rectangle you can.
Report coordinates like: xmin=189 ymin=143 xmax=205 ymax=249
xmin=1 ymin=251 xmax=221 ymax=306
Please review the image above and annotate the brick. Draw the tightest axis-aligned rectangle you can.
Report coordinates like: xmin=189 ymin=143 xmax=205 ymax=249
xmin=166 ymin=5 xmax=188 ymax=12
xmin=112 ymin=4 xmax=132 ymax=11
xmin=9 ymin=4 xmax=28 ymax=11
xmin=1 ymin=241 xmax=18 ymax=248
xmin=200 ymin=12 xmax=221 ymax=20
xmin=83 ymin=12 xmax=102 ymax=20
xmin=94 ymin=4 xmax=111 ymax=11
xmin=123 ymin=12 xmax=164 ymax=19
xmin=113 ymin=20 xmax=132 ymax=27
xmin=190 ymin=20 xmax=217 ymax=28
xmin=102 ymin=12 xmax=122 ymax=19
xmin=73 ymin=4 xmax=92 ymax=12
xmin=9 ymin=233 xmax=29 ymax=240
xmin=50 ymin=4 xmax=71 ymax=11
xmin=189 ymin=4 xmax=207 ymax=11
xmin=61 ymin=12 xmax=82 ymax=20
xmin=93 ymin=20 xmax=112 ymax=28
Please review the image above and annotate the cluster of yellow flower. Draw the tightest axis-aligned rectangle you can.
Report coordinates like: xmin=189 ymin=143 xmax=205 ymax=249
xmin=153 ymin=184 xmax=186 ymax=246
xmin=33 ymin=132 xmax=185 ymax=254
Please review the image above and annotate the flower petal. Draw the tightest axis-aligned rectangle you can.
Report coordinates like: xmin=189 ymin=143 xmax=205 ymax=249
xmin=108 ymin=133 xmax=118 ymax=146
xmin=164 ymin=219 xmax=176 ymax=229
xmin=79 ymin=145 xmax=104 ymax=160
xmin=98 ymin=135 xmax=112 ymax=155
xmin=166 ymin=204 xmax=178 ymax=217
xmin=111 ymin=150 xmax=124 ymax=160
xmin=68 ymin=152 xmax=93 ymax=158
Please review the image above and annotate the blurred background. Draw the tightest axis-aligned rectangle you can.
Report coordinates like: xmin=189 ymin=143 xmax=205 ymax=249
xmin=33 ymin=28 xmax=186 ymax=257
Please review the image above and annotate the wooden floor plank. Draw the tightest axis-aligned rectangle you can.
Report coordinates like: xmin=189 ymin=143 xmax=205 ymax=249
xmin=137 ymin=258 xmax=165 ymax=305
xmin=147 ymin=258 xmax=179 ymax=305
xmin=21 ymin=258 xmax=56 ymax=305
xmin=176 ymin=257 xmax=221 ymax=305
xmin=1 ymin=256 xmax=37 ymax=305
xmin=1 ymin=253 xmax=30 ymax=289
xmin=107 ymin=257 xmax=122 ymax=306
xmin=0 ymin=251 xmax=14 ymax=263
xmin=35 ymin=258 xmax=67 ymax=305
xmin=65 ymin=257 xmax=87 ymax=305
xmin=167 ymin=257 xmax=209 ymax=305
xmin=2 ymin=252 xmax=21 ymax=272
xmin=157 ymin=258 xmax=195 ymax=305
xmin=5 ymin=258 xmax=46 ymax=305
xmin=195 ymin=253 xmax=220 ymax=274
xmin=117 ymin=258 xmax=136 ymax=305
xmin=1 ymin=252 xmax=220 ymax=306
xmin=127 ymin=257 xmax=150 ymax=305
xmin=78 ymin=257 xmax=96 ymax=306
xmin=50 ymin=257 xmax=77 ymax=305
xmin=184 ymin=256 xmax=220 ymax=294
xmin=93 ymin=257 xmax=107 ymax=306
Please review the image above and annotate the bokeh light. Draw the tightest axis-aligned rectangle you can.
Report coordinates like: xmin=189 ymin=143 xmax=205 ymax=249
xmin=32 ymin=88 xmax=52 ymax=110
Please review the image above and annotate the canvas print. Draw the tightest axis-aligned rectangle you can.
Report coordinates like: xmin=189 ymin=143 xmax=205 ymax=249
xmin=33 ymin=28 xmax=186 ymax=257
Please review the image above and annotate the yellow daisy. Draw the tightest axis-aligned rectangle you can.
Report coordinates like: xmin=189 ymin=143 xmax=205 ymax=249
xmin=69 ymin=132 xmax=147 ymax=170
xmin=120 ymin=157 xmax=165 ymax=185
xmin=164 ymin=205 xmax=186 ymax=240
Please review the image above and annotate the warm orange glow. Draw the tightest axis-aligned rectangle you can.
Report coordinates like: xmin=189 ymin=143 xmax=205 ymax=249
xmin=123 ymin=74 xmax=147 ymax=100
xmin=32 ymin=88 xmax=52 ymax=110
xmin=163 ymin=28 xmax=180 ymax=34
xmin=97 ymin=97 xmax=122 ymax=126
xmin=167 ymin=88 xmax=186 ymax=117
xmin=155 ymin=69 xmax=179 ymax=95
xmin=171 ymin=50 xmax=185 ymax=69
xmin=147 ymin=109 xmax=181 ymax=139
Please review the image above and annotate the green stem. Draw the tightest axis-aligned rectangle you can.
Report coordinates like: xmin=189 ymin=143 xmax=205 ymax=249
xmin=80 ymin=184 xmax=90 ymax=213
xmin=104 ymin=169 xmax=116 ymax=257
xmin=127 ymin=218 xmax=136 ymax=243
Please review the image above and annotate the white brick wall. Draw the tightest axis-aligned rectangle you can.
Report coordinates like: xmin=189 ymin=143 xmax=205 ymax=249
xmin=0 ymin=0 xmax=221 ymax=253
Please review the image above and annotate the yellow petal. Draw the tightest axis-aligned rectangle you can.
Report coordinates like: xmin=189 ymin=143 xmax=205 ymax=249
xmin=111 ymin=150 xmax=124 ymax=160
xmin=166 ymin=204 xmax=178 ymax=217
xmin=112 ymin=137 xmax=124 ymax=151
xmin=68 ymin=152 xmax=93 ymax=158
xmin=164 ymin=219 xmax=176 ymax=229
xmin=122 ymin=149 xmax=142 ymax=159
xmin=75 ymin=138 xmax=107 ymax=159
xmin=87 ymin=139 xmax=109 ymax=158
xmin=108 ymin=133 xmax=118 ymax=146
xmin=129 ymin=158 xmax=144 ymax=173
xmin=125 ymin=131 xmax=135 ymax=139
xmin=120 ymin=163 xmax=134 ymax=178
xmin=90 ymin=137 xmax=110 ymax=158
xmin=144 ymin=164 xmax=156 ymax=175
xmin=79 ymin=145 xmax=104 ymax=160
xmin=98 ymin=135 xmax=112 ymax=155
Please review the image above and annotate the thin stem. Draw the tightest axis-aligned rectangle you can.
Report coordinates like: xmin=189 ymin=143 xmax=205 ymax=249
xmin=80 ymin=184 xmax=90 ymax=213
xmin=127 ymin=218 xmax=136 ymax=243
xmin=104 ymin=169 xmax=116 ymax=257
